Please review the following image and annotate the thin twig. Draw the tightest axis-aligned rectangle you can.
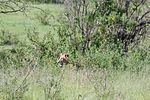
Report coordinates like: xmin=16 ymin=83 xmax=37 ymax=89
xmin=15 ymin=59 xmax=37 ymax=92
xmin=138 ymin=10 xmax=150 ymax=21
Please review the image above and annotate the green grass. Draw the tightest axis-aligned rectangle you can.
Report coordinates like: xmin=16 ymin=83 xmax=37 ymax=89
xmin=0 ymin=4 xmax=150 ymax=100
xmin=1 ymin=67 xmax=150 ymax=100
xmin=0 ymin=4 xmax=63 ymax=41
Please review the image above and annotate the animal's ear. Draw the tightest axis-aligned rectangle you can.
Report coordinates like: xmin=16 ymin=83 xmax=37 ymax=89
xmin=60 ymin=53 xmax=63 ymax=56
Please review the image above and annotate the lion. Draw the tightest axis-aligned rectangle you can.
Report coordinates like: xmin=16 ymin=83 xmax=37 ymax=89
xmin=57 ymin=53 xmax=69 ymax=67
xmin=57 ymin=53 xmax=84 ymax=70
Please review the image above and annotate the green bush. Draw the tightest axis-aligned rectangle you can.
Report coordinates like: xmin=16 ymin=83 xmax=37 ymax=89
xmin=53 ymin=0 xmax=150 ymax=71
xmin=0 ymin=30 xmax=19 ymax=46
xmin=0 ymin=0 xmax=149 ymax=72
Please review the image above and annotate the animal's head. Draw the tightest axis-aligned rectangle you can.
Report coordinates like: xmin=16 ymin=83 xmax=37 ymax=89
xmin=57 ymin=53 xmax=69 ymax=67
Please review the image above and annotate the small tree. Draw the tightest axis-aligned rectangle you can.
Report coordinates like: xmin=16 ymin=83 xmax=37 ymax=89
xmin=63 ymin=0 xmax=150 ymax=54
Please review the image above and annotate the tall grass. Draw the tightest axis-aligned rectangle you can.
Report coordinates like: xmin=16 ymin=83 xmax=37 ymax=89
xmin=1 ymin=66 xmax=150 ymax=100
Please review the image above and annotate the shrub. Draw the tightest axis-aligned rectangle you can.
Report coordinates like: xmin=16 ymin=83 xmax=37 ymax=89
xmin=36 ymin=10 xmax=54 ymax=25
xmin=0 ymin=30 xmax=19 ymax=46
xmin=53 ymin=0 xmax=150 ymax=71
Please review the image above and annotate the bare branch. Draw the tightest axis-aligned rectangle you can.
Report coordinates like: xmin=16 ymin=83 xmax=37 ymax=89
xmin=0 ymin=0 xmax=26 ymax=14
xmin=138 ymin=10 xmax=150 ymax=21
xmin=0 ymin=8 xmax=24 ymax=14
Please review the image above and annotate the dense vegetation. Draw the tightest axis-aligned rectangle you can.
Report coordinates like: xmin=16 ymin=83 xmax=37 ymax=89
xmin=0 ymin=0 xmax=150 ymax=99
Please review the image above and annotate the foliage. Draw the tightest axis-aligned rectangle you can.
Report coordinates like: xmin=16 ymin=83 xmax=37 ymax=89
xmin=0 ymin=30 xmax=19 ymax=45
xmin=0 ymin=28 xmax=63 ymax=99
xmin=63 ymin=0 xmax=150 ymax=54
xmin=53 ymin=0 xmax=150 ymax=71
xmin=0 ymin=0 xmax=149 ymax=71
xmin=36 ymin=10 xmax=54 ymax=25
xmin=0 ymin=3 xmax=150 ymax=100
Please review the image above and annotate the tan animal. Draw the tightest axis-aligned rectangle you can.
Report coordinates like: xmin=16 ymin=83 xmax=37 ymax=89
xmin=57 ymin=53 xmax=69 ymax=67
xmin=57 ymin=53 xmax=84 ymax=70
